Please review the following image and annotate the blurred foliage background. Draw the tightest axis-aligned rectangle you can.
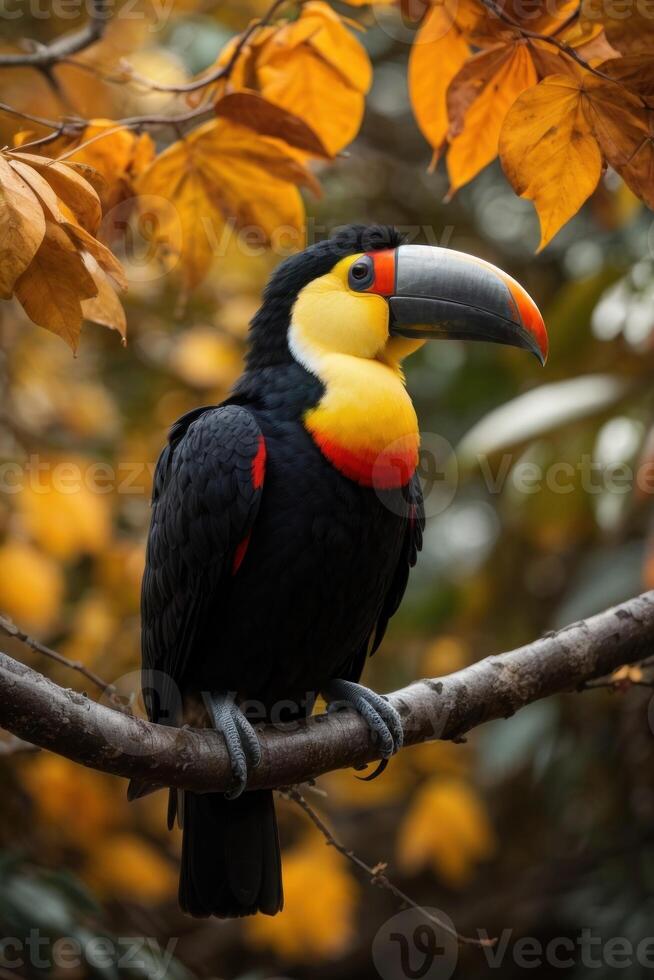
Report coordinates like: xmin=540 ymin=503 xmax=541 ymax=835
xmin=1 ymin=1 xmax=654 ymax=977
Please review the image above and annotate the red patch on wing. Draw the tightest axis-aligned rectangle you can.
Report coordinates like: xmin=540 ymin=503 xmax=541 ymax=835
xmin=314 ymin=436 xmax=417 ymax=489
xmin=252 ymin=435 xmax=266 ymax=489
xmin=232 ymin=533 xmax=251 ymax=575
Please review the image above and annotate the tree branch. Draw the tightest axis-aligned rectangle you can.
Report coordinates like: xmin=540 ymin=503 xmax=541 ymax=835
xmin=0 ymin=592 xmax=652 ymax=792
xmin=0 ymin=0 xmax=108 ymax=68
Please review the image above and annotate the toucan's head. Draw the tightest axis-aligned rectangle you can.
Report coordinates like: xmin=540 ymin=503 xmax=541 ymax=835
xmin=246 ymin=224 xmax=547 ymax=371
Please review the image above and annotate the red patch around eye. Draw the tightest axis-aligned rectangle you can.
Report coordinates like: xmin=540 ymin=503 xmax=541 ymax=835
xmin=367 ymin=250 xmax=396 ymax=296
xmin=232 ymin=533 xmax=251 ymax=574
xmin=252 ymin=435 xmax=266 ymax=489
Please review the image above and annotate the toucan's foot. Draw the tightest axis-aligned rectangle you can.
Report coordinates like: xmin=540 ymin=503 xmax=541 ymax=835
xmin=202 ymin=692 xmax=262 ymax=799
xmin=323 ymin=679 xmax=404 ymax=759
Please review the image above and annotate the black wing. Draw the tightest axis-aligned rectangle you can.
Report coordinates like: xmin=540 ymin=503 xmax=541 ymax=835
xmin=140 ymin=404 xmax=266 ymax=726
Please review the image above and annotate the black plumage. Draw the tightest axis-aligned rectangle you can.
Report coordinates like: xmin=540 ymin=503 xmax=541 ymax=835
xmin=132 ymin=225 xmax=425 ymax=918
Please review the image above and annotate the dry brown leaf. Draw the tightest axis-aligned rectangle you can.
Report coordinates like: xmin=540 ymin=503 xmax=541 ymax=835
xmin=10 ymin=151 xmax=102 ymax=233
xmin=81 ymin=254 xmax=127 ymax=338
xmin=408 ymin=2 xmax=470 ymax=159
xmin=600 ymin=55 xmax=654 ymax=106
xmin=8 ymin=158 xmax=66 ymax=223
xmin=499 ymin=74 xmax=603 ymax=249
xmin=137 ymin=118 xmax=312 ymax=289
xmin=14 ymin=220 xmax=99 ymax=350
xmin=214 ymin=90 xmax=332 ymax=159
xmin=582 ymin=76 xmax=654 ymax=210
xmin=0 ymin=155 xmax=45 ymax=299
xmin=447 ymin=41 xmax=538 ymax=192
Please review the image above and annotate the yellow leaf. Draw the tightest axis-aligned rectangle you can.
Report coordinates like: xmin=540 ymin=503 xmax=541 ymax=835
xmin=0 ymin=541 xmax=63 ymax=631
xmin=447 ymin=41 xmax=539 ymax=191
xmin=171 ymin=326 xmax=242 ymax=389
xmin=499 ymin=74 xmax=603 ymax=249
xmin=137 ymin=119 xmax=311 ymax=289
xmin=271 ymin=1 xmax=372 ymax=94
xmin=258 ymin=44 xmax=366 ymax=157
xmin=212 ymin=2 xmax=371 ymax=157
xmin=0 ymin=155 xmax=45 ymax=299
xmin=247 ymin=834 xmax=358 ymax=960
xmin=397 ymin=778 xmax=496 ymax=887
xmin=23 ymin=756 xmax=122 ymax=846
xmin=14 ymin=221 xmax=98 ymax=350
xmin=86 ymin=833 xmax=177 ymax=900
xmin=16 ymin=455 xmax=112 ymax=559
xmin=408 ymin=2 xmax=470 ymax=157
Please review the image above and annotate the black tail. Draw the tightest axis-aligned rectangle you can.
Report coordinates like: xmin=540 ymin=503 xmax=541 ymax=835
xmin=178 ymin=789 xmax=283 ymax=918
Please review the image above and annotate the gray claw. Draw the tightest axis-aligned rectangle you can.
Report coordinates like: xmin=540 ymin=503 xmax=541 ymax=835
xmin=203 ymin=692 xmax=261 ymax=799
xmin=324 ymin=680 xmax=404 ymax=759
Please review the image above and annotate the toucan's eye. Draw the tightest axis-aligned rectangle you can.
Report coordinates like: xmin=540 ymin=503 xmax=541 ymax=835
xmin=348 ymin=256 xmax=374 ymax=290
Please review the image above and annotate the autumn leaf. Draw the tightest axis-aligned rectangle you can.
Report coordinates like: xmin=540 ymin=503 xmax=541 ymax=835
xmin=10 ymin=150 xmax=103 ymax=233
xmin=137 ymin=118 xmax=315 ymax=289
xmin=397 ymin=778 xmax=496 ymax=886
xmin=81 ymin=254 xmax=127 ymax=339
xmin=212 ymin=1 xmax=372 ymax=157
xmin=16 ymin=455 xmax=112 ymax=559
xmin=0 ymin=541 xmax=63 ymax=632
xmin=499 ymin=74 xmax=603 ymax=249
xmin=600 ymin=54 xmax=654 ymax=105
xmin=14 ymin=220 xmax=99 ymax=349
xmin=214 ymin=90 xmax=332 ymax=158
xmin=0 ymin=155 xmax=45 ymax=299
xmin=447 ymin=40 xmax=538 ymax=192
xmin=0 ymin=149 xmax=128 ymax=347
xmin=408 ymin=1 xmax=470 ymax=160
xmin=582 ymin=75 xmax=654 ymax=210
xmin=246 ymin=834 xmax=358 ymax=960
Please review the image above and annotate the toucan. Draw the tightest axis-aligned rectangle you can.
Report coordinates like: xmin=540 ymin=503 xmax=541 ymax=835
xmin=128 ymin=225 xmax=547 ymax=918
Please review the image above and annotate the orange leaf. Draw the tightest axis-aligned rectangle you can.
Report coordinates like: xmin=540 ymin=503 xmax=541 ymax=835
xmin=214 ymin=90 xmax=332 ymax=158
xmin=0 ymin=154 xmax=45 ymax=299
xmin=447 ymin=41 xmax=538 ymax=192
xmin=408 ymin=2 xmax=470 ymax=158
xmin=499 ymin=74 xmax=603 ymax=249
xmin=137 ymin=119 xmax=311 ymax=289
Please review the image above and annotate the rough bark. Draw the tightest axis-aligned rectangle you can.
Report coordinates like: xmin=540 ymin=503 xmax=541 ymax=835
xmin=0 ymin=591 xmax=652 ymax=793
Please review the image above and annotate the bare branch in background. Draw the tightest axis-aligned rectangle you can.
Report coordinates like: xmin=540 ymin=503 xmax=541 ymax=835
xmin=0 ymin=0 xmax=109 ymax=68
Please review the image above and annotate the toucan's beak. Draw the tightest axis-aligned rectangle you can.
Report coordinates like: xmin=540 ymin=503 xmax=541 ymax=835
xmin=356 ymin=244 xmax=548 ymax=364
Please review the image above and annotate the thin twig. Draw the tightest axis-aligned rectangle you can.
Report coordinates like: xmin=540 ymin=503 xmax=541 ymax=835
xmin=0 ymin=0 xmax=108 ymax=68
xmin=284 ymin=786 xmax=496 ymax=949
xmin=0 ymin=614 xmax=117 ymax=700
xmin=478 ymin=0 xmax=618 ymax=84
xmin=125 ymin=0 xmax=294 ymax=95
